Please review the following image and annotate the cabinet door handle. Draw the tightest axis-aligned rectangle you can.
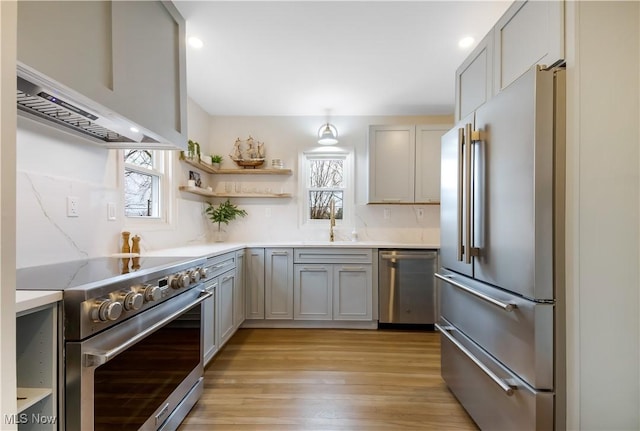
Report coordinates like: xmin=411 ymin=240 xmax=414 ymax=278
xmin=271 ymin=251 xmax=289 ymax=256
xmin=221 ymin=275 xmax=233 ymax=282
xmin=302 ymin=267 xmax=327 ymax=272
xmin=339 ymin=266 xmax=365 ymax=271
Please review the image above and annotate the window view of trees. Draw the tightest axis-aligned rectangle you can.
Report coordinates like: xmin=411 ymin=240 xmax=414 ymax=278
xmin=124 ymin=150 xmax=160 ymax=217
xmin=309 ymin=159 xmax=343 ymax=220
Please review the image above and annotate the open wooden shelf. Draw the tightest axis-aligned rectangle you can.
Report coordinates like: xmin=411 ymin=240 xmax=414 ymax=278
xmin=179 ymin=186 xmax=292 ymax=199
xmin=182 ymin=158 xmax=292 ymax=175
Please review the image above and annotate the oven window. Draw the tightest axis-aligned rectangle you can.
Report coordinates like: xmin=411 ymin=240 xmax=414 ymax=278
xmin=93 ymin=305 xmax=201 ymax=430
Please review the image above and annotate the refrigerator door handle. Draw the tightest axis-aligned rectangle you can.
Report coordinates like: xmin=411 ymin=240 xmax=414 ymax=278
xmin=435 ymin=273 xmax=518 ymax=312
xmin=464 ymin=123 xmax=473 ymax=264
xmin=457 ymin=127 xmax=464 ymax=262
xmin=436 ymin=322 xmax=516 ymax=396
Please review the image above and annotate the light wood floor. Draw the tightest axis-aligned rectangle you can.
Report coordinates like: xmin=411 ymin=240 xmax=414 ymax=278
xmin=178 ymin=328 xmax=478 ymax=431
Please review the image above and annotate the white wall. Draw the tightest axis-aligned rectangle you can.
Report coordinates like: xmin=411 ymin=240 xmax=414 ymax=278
xmin=565 ymin=2 xmax=640 ymax=429
xmin=15 ymin=109 xmax=449 ymax=267
xmin=15 ymin=98 xmax=214 ymax=267
xmin=203 ymin=115 xmax=450 ymax=243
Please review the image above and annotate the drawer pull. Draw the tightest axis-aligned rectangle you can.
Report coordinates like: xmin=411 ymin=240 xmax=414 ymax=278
xmin=436 ymin=323 xmax=516 ymax=396
xmin=435 ymin=273 xmax=517 ymax=312
xmin=271 ymin=251 xmax=289 ymax=256
xmin=339 ymin=266 xmax=365 ymax=271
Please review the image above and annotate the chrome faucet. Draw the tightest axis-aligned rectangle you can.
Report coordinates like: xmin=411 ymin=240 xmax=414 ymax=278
xmin=329 ymin=199 xmax=336 ymax=242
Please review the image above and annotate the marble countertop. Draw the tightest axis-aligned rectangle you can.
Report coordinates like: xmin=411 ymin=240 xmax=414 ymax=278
xmin=144 ymin=241 xmax=439 ymax=258
xmin=16 ymin=290 xmax=62 ymax=314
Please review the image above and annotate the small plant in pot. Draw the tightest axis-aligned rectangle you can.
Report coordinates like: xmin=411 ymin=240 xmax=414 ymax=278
xmin=210 ymin=154 xmax=223 ymax=169
xmin=205 ymin=199 xmax=247 ymax=242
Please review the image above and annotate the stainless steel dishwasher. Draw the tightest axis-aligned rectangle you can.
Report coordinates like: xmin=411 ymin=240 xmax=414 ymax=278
xmin=378 ymin=249 xmax=438 ymax=328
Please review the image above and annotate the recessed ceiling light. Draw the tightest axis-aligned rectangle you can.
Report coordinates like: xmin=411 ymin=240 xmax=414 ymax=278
xmin=458 ymin=36 xmax=475 ymax=49
xmin=129 ymin=126 xmax=139 ymax=133
xmin=188 ymin=36 xmax=203 ymax=49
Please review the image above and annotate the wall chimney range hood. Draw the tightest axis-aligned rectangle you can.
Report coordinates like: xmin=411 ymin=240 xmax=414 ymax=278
xmin=16 ymin=65 xmax=182 ymax=150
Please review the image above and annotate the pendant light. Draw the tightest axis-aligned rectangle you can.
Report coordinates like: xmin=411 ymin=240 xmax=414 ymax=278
xmin=318 ymin=123 xmax=339 ymax=145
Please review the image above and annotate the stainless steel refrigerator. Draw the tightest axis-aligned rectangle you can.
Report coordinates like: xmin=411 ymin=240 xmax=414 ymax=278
xmin=436 ymin=65 xmax=565 ymax=430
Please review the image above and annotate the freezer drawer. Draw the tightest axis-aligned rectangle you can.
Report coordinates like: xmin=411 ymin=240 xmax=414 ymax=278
xmin=437 ymin=269 xmax=554 ymax=389
xmin=437 ymin=319 xmax=554 ymax=431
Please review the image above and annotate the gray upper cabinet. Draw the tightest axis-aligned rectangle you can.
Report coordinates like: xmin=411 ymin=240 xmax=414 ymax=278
xmin=111 ymin=1 xmax=187 ymax=147
xmin=368 ymin=124 xmax=448 ymax=204
xmin=493 ymin=0 xmax=564 ymax=93
xmin=368 ymin=125 xmax=415 ymax=204
xmin=455 ymin=0 xmax=564 ymax=122
xmin=17 ymin=0 xmax=187 ymax=149
xmin=455 ymin=30 xmax=494 ymax=122
xmin=17 ymin=1 xmax=116 ymax=107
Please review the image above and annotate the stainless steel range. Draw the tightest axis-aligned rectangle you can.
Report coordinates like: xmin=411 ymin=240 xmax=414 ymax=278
xmin=17 ymin=255 xmax=210 ymax=431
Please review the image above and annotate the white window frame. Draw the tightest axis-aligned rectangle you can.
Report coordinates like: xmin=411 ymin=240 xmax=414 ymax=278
xmin=299 ymin=147 xmax=354 ymax=230
xmin=120 ymin=149 xmax=174 ymax=230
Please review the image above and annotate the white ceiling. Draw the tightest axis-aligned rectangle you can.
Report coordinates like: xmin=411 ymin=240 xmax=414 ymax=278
xmin=173 ymin=1 xmax=511 ymax=116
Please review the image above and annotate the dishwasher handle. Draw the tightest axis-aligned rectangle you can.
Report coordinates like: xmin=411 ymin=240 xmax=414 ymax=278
xmin=380 ymin=251 xmax=437 ymax=261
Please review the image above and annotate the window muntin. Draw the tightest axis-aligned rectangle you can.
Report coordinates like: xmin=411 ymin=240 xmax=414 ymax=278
xmin=308 ymin=158 xmax=344 ymax=221
xmin=123 ymin=150 xmax=164 ymax=218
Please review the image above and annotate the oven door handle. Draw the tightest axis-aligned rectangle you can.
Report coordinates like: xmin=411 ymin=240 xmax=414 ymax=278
xmin=83 ymin=291 xmax=212 ymax=368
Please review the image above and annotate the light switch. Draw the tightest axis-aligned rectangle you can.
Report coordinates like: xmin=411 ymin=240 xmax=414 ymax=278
xmin=107 ymin=202 xmax=116 ymax=221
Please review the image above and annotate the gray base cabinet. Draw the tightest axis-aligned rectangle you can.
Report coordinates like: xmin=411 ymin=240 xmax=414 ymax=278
xmin=218 ymin=269 xmax=236 ymax=346
xmin=294 ymin=264 xmax=332 ymax=320
xmin=294 ymin=263 xmax=373 ymax=321
xmin=234 ymin=250 xmax=246 ymax=328
xmin=245 ymin=248 xmax=265 ymax=320
xmin=202 ymin=252 xmax=238 ymax=365
xmin=265 ymin=248 xmax=294 ymax=320
xmin=333 ymin=265 xmax=372 ymax=320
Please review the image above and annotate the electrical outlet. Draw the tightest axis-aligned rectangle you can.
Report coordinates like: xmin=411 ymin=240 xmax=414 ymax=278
xmin=416 ymin=208 xmax=424 ymax=219
xmin=265 ymin=207 xmax=272 ymax=218
xmin=383 ymin=208 xmax=391 ymax=220
xmin=67 ymin=196 xmax=79 ymax=217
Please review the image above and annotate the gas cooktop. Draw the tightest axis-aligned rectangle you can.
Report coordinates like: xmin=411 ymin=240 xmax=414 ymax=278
xmin=16 ymin=256 xmax=200 ymax=291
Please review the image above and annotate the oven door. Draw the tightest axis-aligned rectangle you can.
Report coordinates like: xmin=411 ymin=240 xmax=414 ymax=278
xmin=65 ymin=287 xmax=211 ymax=431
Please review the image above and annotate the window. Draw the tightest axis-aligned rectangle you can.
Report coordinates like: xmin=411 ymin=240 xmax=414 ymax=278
xmin=301 ymin=149 xmax=353 ymax=226
xmin=309 ymin=158 xmax=343 ymax=220
xmin=123 ymin=149 xmax=166 ymax=219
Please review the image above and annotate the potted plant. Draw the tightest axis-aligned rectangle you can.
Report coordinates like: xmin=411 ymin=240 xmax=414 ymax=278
xmin=205 ymin=199 xmax=247 ymax=242
xmin=211 ymin=154 xmax=223 ymax=169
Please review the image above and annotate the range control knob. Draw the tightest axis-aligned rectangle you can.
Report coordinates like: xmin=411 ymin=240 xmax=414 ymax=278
xmin=141 ymin=284 xmax=162 ymax=302
xmin=122 ymin=292 xmax=144 ymax=311
xmin=189 ymin=269 xmax=202 ymax=283
xmin=92 ymin=299 xmax=123 ymax=322
xmin=170 ymin=272 xmax=190 ymax=289
xmin=199 ymin=267 xmax=208 ymax=279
